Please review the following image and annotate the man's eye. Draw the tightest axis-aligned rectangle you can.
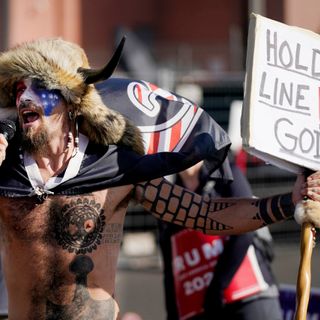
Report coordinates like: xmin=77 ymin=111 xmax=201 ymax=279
xmin=15 ymin=84 xmax=26 ymax=96
xmin=16 ymin=87 xmax=25 ymax=94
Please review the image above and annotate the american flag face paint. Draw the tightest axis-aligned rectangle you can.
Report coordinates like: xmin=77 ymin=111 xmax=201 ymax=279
xmin=16 ymin=79 xmax=63 ymax=116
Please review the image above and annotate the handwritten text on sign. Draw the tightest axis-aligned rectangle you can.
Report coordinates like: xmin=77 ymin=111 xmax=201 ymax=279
xmin=246 ymin=15 xmax=320 ymax=170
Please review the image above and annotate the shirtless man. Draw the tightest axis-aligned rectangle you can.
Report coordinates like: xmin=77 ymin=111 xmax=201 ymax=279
xmin=0 ymin=38 xmax=319 ymax=320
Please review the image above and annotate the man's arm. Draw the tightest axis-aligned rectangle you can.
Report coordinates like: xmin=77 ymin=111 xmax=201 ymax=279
xmin=133 ymin=175 xmax=317 ymax=235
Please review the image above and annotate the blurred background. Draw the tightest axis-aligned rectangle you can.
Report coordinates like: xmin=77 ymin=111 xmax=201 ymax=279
xmin=2 ymin=0 xmax=320 ymax=319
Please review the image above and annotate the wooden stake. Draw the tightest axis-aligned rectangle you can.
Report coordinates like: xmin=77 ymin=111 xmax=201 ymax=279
xmin=295 ymin=222 xmax=314 ymax=320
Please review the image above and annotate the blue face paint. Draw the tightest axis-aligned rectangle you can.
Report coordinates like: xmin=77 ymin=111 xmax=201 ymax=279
xmin=31 ymin=80 xmax=63 ymax=117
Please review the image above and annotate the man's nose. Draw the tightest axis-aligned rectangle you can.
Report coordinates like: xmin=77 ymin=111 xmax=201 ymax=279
xmin=18 ymin=88 xmax=38 ymax=104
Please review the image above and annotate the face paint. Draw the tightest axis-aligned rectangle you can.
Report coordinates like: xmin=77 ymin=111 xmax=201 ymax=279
xmin=16 ymin=79 xmax=63 ymax=116
xmin=34 ymin=81 xmax=62 ymax=116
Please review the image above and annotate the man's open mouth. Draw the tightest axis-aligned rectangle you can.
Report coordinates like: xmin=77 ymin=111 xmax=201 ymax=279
xmin=21 ymin=110 xmax=40 ymax=124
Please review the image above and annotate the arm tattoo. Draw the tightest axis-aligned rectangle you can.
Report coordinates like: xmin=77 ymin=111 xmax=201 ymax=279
xmin=135 ymin=180 xmax=295 ymax=233
xmin=135 ymin=179 xmax=235 ymax=232
xmin=254 ymin=193 xmax=294 ymax=225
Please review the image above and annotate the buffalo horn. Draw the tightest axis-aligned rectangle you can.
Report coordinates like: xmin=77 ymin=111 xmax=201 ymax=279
xmin=78 ymin=36 xmax=126 ymax=84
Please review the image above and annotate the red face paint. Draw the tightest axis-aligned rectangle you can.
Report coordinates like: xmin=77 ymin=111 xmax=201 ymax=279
xmin=16 ymin=79 xmax=62 ymax=116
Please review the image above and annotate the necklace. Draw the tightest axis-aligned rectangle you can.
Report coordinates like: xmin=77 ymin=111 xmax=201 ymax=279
xmin=24 ymin=134 xmax=89 ymax=200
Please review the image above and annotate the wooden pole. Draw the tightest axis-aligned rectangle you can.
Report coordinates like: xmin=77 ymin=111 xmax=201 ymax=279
xmin=294 ymin=222 xmax=314 ymax=320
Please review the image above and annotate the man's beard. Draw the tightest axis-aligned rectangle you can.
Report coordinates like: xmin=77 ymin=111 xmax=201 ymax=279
xmin=21 ymin=126 xmax=49 ymax=155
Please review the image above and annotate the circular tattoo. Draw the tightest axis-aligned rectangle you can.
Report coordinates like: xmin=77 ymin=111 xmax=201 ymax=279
xmin=54 ymin=198 xmax=105 ymax=254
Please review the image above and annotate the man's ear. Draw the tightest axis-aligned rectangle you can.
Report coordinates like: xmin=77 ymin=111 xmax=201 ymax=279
xmin=68 ymin=109 xmax=75 ymax=120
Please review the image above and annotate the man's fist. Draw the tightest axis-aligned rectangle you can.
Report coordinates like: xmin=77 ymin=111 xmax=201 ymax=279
xmin=0 ymin=134 xmax=8 ymax=166
xmin=295 ymin=200 xmax=320 ymax=227
xmin=294 ymin=171 xmax=320 ymax=227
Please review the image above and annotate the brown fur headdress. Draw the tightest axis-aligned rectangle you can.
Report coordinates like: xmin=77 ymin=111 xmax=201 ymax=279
xmin=0 ymin=37 xmax=144 ymax=155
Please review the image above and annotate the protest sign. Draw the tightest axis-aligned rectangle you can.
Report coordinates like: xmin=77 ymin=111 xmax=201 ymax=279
xmin=242 ymin=14 xmax=320 ymax=172
xmin=171 ymin=230 xmax=268 ymax=320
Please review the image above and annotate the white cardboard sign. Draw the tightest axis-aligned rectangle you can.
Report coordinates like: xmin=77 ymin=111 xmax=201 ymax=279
xmin=242 ymin=14 xmax=320 ymax=172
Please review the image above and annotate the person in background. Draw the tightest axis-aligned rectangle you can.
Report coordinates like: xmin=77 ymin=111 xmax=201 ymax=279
xmin=158 ymin=160 xmax=283 ymax=320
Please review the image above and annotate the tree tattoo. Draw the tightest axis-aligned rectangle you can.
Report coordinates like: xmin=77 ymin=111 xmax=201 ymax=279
xmin=43 ymin=198 xmax=120 ymax=318
xmin=51 ymin=198 xmax=105 ymax=254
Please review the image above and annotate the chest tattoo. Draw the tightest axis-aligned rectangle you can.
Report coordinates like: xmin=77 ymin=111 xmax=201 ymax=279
xmin=50 ymin=198 xmax=106 ymax=254
xmin=101 ymin=223 xmax=123 ymax=244
xmin=46 ymin=255 xmax=116 ymax=320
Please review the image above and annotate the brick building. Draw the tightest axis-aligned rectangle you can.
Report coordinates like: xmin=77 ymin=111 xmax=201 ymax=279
xmin=0 ymin=0 xmax=319 ymax=84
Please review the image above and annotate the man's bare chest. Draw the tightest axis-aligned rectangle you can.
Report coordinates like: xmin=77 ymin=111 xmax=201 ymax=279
xmin=0 ymin=187 xmax=133 ymax=319
xmin=0 ymin=187 xmax=132 ymax=251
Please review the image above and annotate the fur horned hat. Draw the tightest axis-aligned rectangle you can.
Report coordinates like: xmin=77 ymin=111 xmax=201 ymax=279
xmin=0 ymin=37 xmax=144 ymax=155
